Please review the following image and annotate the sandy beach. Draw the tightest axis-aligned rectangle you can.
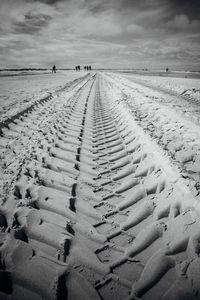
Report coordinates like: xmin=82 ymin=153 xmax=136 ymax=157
xmin=0 ymin=70 xmax=200 ymax=299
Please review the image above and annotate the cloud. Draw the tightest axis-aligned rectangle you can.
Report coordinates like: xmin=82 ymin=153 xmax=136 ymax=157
xmin=126 ymin=24 xmax=144 ymax=34
xmin=166 ymin=14 xmax=200 ymax=31
xmin=166 ymin=0 xmax=200 ymax=20
xmin=169 ymin=14 xmax=190 ymax=28
xmin=0 ymin=0 xmax=56 ymax=34
xmin=0 ymin=0 xmax=199 ymax=70
xmin=36 ymin=0 xmax=62 ymax=4
xmin=14 ymin=12 xmax=52 ymax=34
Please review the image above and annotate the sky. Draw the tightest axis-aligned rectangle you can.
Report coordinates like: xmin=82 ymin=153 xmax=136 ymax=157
xmin=0 ymin=0 xmax=199 ymax=70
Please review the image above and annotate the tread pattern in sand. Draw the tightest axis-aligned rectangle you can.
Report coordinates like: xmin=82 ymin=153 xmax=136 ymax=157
xmin=0 ymin=73 xmax=200 ymax=300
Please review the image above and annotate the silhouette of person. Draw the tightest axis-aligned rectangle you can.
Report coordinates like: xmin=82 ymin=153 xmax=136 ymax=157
xmin=52 ymin=65 xmax=56 ymax=73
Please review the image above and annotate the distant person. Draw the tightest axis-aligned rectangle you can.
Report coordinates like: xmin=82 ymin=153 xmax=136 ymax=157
xmin=52 ymin=65 xmax=56 ymax=73
xmin=89 ymin=65 xmax=91 ymax=71
xmin=166 ymin=68 xmax=169 ymax=72
xmin=84 ymin=66 xmax=86 ymax=71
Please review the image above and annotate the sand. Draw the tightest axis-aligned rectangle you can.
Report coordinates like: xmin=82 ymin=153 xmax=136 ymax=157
xmin=0 ymin=71 xmax=200 ymax=299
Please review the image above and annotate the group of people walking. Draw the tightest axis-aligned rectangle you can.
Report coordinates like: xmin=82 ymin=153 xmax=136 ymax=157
xmin=75 ymin=65 xmax=81 ymax=71
xmin=52 ymin=65 xmax=92 ymax=73
xmin=84 ymin=65 xmax=92 ymax=71
xmin=75 ymin=65 xmax=92 ymax=71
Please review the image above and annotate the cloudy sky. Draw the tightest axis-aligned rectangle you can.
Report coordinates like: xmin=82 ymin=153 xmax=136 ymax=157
xmin=0 ymin=0 xmax=199 ymax=70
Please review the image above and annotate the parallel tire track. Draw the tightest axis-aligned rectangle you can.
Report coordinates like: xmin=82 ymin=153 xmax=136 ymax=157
xmin=0 ymin=72 xmax=200 ymax=300
xmin=0 ymin=73 xmax=90 ymax=133
xmin=116 ymin=73 xmax=200 ymax=107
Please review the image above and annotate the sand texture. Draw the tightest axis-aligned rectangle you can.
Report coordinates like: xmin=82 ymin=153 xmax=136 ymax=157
xmin=0 ymin=71 xmax=200 ymax=299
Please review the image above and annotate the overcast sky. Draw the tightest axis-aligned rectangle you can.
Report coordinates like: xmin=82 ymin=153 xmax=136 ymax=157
xmin=0 ymin=0 xmax=199 ymax=70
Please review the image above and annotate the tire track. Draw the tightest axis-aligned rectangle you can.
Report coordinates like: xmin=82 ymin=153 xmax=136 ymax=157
xmin=90 ymin=74 xmax=200 ymax=300
xmin=103 ymin=73 xmax=200 ymax=197
xmin=0 ymin=74 xmax=93 ymax=203
xmin=0 ymin=73 xmax=90 ymax=133
xmin=115 ymin=72 xmax=200 ymax=109
xmin=1 ymin=72 xmax=200 ymax=300
xmin=0 ymin=74 xmax=97 ymax=299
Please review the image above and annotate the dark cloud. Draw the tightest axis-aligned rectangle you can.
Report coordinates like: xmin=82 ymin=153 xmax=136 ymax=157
xmin=86 ymin=0 xmax=160 ymax=14
xmin=167 ymin=0 xmax=200 ymax=20
xmin=117 ymin=0 xmax=200 ymax=19
xmin=44 ymin=0 xmax=61 ymax=3
xmin=27 ymin=0 xmax=62 ymax=4
xmin=14 ymin=12 xmax=52 ymax=34
xmin=87 ymin=1 xmax=113 ymax=14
